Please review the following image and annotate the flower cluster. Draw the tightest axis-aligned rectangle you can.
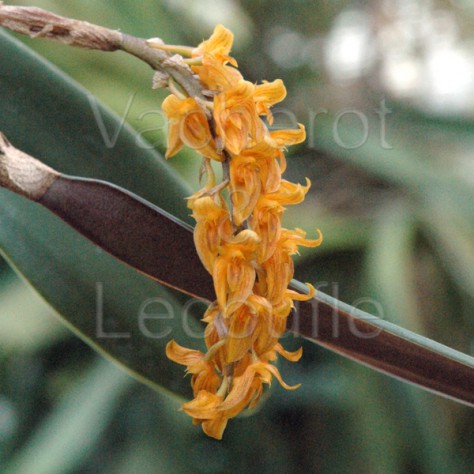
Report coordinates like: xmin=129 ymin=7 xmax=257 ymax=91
xmin=152 ymin=25 xmax=322 ymax=439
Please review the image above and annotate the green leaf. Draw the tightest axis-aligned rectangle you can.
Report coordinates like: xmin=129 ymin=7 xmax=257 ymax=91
xmin=0 ymin=30 xmax=202 ymax=398
xmin=365 ymin=204 xmax=461 ymax=474
xmin=2 ymin=25 xmax=474 ymax=410
xmin=420 ymin=200 xmax=474 ymax=299
xmin=313 ymin=113 xmax=474 ymax=226
xmin=0 ymin=276 xmax=66 ymax=353
xmin=5 ymin=358 xmax=133 ymax=474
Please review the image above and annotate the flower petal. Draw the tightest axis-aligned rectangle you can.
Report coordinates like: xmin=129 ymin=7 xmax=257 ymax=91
xmin=270 ymin=123 xmax=306 ymax=147
xmin=274 ymin=343 xmax=303 ymax=362
xmin=182 ymin=390 xmax=221 ymax=419
xmin=166 ymin=340 xmax=205 ymax=368
xmin=202 ymin=415 xmax=229 ymax=440
xmin=225 ymin=303 xmax=258 ymax=363
xmin=194 ymin=24 xmax=235 ymax=64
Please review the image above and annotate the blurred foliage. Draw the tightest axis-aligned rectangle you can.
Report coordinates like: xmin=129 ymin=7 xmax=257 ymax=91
xmin=0 ymin=0 xmax=473 ymax=473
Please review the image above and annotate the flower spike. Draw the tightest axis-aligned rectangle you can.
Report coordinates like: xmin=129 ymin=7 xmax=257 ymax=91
xmin=157 ymin=24 xmax=322 ymax=439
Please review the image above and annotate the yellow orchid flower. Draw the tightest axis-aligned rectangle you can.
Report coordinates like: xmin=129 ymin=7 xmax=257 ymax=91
xmin=254 ymin=79 xmax=287 ymax=124
xmin=225 ymin=294 xmax=272 ymax=363
xmin=229 ymin=153 xmax=262 ymax=226
xmin=191 ymin=24 xmax=241 ymax=92
xmin=159 ymin=25 xmax=322 ymax=439
xmin=161 ymin=95 xmax=222 ymax=161
xmin=250 ymin=196 xmax=283 ymax=264
xmin=193 ymin=24 xmax=237 ymax=67
xmin=212 ymin=229 xmax=260 ymax=315
xmin=165 ymin=340 xmax=221 ymax=396
xmin=213 ymin=80 xmax=264 ymax=155
xmin=193 ymin=53 xmax=243 ymax=91
xmin=189 ymin=195 xmax=232 ymax=274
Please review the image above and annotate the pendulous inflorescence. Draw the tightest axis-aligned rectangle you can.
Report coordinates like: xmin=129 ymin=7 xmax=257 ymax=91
xmin=149 ymin=25 xmax=322 ymax=439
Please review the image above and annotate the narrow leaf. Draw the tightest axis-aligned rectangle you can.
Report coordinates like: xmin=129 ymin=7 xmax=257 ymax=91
xmin=1 ymin=137 xmax=472 ymax=407
xmin=0 ymin=30 xmax=204 ymax=398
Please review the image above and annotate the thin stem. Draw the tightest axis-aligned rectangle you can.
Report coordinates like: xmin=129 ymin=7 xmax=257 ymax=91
xmin=0 ymin=3 xmax=122 ymax=50
xmin=193 ymin=179 xmax=230 ymax=199
xmin=222 ymin=151 xmax=231 ymax=183
xmin=120 ymin=33 xmax=168 ymax=69
xmin=205 ymin=339 xmax=226 ymax=362
xmin=147 ymin=41 xmax=194 ymax=57
xmin=0 ymin=3 xmax=205 ymax=99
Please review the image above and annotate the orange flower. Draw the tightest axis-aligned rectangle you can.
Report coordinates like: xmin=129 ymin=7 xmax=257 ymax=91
xmin=189 ymin=195 xmax=232 ymax=274
xmin=213 ymin=80 xmax=264 ymax=155
xmin=262 ymin=228 xmax=322 ymax=306
xmin=191 ymin=24 xmax=242 ymax=92
xmin=256 ymin=148 xmax=284 ymax=193
xmin=253 ymin=304 xmax=288 ymax=355
xmin=224 ymin=295 xmax=272 ymax=363
xmin=159 ymin=24 xmax=323 ymax=439
xmin=224 ymin=303 xmax=259 ymax=363
xmin=193 ymin=24 xmax=237 ymax=67
xmin=228 ymin=139 xmax=283 ymax=225
xmin=162 ymin=95 xmax=222 ymax=160
xmin=166 ymin=340 xmax=220 ymax=396
xmin=212 ymin=229 xmax=259 ymax=315
xmin=229 ymin=153 xmax=261 ymax=226
xmin=182 ymin=390 xmax=229 ymax=440
xmin=254 ymin=79 xmax=287 ymax=124
xmin=182 ymin=351 xmax=301 ymax=440
xmin=250 ymin=196 xmax=283 ymax=264
xmin=249 ymin=180 xmax=310 ymax=264
xmin=193 ymin=53 xmax=243 ymax=92
xmin=261 ymin=247 xmax=294 ymax=306
xmin=218 ymin=358 xmax=300 ymax=415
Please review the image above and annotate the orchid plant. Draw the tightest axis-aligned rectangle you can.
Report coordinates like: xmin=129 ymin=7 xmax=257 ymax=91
xmin=0 ymin=2 xmax=473 ymax=446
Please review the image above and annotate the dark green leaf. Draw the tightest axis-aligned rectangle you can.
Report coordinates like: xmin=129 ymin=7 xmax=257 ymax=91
xmin=0 ymin=30 xmax=201 ymax=398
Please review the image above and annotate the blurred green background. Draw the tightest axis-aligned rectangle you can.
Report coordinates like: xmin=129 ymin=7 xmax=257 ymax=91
xmin=1 ymin=0 xmax=473 ymax=472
